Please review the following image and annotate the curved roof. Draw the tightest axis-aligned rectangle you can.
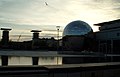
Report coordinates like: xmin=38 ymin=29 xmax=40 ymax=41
xmin=63 ymin=20 xmax=93 ymax=36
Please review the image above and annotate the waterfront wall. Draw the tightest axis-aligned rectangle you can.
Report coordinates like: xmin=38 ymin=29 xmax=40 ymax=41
xmin=0 ymin=62 xmax=120 ymax=77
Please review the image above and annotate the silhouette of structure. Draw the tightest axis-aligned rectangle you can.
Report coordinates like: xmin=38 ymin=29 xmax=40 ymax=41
xmin=56 ymin=26 xmax=60 ymax=50
xmin=94 ymin=19 xmax=120 ymax=54
xmin=0 ymin=19 xmax=120 ymax=77
xmin=62 ymin=20 xmax=93 ymax=51
xmin=0 ymin=19 xmax=120 ymax=65
xmin=31 ymin=30 xmax=41 ymax=39
xmin=0 ymin=19 xmax=120 ymax=53
xmin=0 ymin=28 xmax=12 ymax=48
xmin=31 ymin=30 xmax=42 ymax=49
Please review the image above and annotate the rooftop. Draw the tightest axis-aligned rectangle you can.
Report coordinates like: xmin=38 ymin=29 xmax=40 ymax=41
xmin=31 ymin=30 xmax=42 ymax=33
xmin=0 ymin=28 xmax=12 ymax=31
xmin=94 ymin=19 xmax=120 ymax=26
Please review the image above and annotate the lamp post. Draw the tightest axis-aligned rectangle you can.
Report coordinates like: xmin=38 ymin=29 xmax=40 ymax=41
xmin=56 ymin=26 xmax=60 ymax=50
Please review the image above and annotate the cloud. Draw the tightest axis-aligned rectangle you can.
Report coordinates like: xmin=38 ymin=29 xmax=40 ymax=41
xmin=0 ymin=0 xmax=120 ymax=39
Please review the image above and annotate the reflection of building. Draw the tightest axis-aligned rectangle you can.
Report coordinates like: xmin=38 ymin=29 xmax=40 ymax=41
xmin=0 ymin=50 xmax=105 ymax=66
xmin=0 ymin=51 xmax=62 ymax=66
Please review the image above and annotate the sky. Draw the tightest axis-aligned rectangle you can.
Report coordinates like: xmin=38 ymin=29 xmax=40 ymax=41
xmin=0 ymin=0 xmax=120 ymax=41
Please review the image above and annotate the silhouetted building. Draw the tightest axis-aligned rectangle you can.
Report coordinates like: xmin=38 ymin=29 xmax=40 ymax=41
xmin=0 ymin=28 xmax=11 ymax=48
xmin=0 ymin=20 xmax=120 ymax=77
xmin=94 ymin=19 xmax=120 ymax=54
xmin=31 ymin=30 xmax=41 ymax=39
xmin=0 ymin=19 xmax=120 ymax=66
xmin=62 ymin=20 xmax=93 ymax=51
xmin=31 ymin=30 xmax=42 ymax=49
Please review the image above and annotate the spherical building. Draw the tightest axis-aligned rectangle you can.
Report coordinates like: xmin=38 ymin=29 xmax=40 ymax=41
xmin=63 ymin=20 xmax=92 ymax=36
xmin=62 ymin=20 xmax=93 ymax=51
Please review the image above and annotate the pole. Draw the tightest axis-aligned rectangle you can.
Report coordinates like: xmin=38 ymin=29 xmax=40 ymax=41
xmin=56 ymin=26 xmax=60 ymax=50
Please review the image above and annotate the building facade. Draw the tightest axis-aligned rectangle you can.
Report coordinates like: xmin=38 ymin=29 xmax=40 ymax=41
xmin=94 ymin=19 xmax=120 ymax=54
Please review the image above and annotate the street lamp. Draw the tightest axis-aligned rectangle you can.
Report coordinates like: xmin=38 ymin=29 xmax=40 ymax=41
xmin=56 ymin=26 xmax=60 ymax=50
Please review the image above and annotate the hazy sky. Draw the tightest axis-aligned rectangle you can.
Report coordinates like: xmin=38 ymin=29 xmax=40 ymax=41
xmin=0 ymin=0 xmax=120 ymax=41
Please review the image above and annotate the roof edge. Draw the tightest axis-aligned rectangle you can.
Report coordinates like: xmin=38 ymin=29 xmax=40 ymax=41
xmin=94 ymin=19 xmax=120 ymax=26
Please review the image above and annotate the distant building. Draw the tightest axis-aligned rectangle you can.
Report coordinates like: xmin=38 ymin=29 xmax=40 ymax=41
xmin=0 ymin=29 xmax=58 ymax=50
xmin=8 ymin=38 xmax=58 ymax=50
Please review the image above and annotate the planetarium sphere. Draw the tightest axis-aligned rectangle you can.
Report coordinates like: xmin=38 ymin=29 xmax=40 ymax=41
xmin=63 ymin=20 xmax=93 ymax=36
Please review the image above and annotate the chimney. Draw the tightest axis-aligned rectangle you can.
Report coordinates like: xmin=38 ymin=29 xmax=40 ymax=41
xmin=0 ymin=28 xmax=12 ymax=48
xmin=31 ymin=30 xmax=41 ymax=49
xmin=31 ymin=30 xmax=41 ymax=39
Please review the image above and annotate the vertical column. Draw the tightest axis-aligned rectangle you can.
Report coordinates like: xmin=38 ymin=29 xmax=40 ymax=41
xmin=98 ymin=40 xmax=101 ymax=52
xmin=111 ymin=40 xmax=113 ymax=62
xmin=1 ymin=56 xmax=8 ymax=66
xmin=111 ymin=40 xmax=113 ymax=54
xmin=56 ymin=26 xmax=60 ymax=51
xmin=0 ymin=28 xmax=12 ymax=48
xmin=31 ymin=30 xmax=41 ymax=49
xmin=32 ymin=57 xmax=39 ymax=65
xmin=0 ymin=56 xmax=1 ymax=66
